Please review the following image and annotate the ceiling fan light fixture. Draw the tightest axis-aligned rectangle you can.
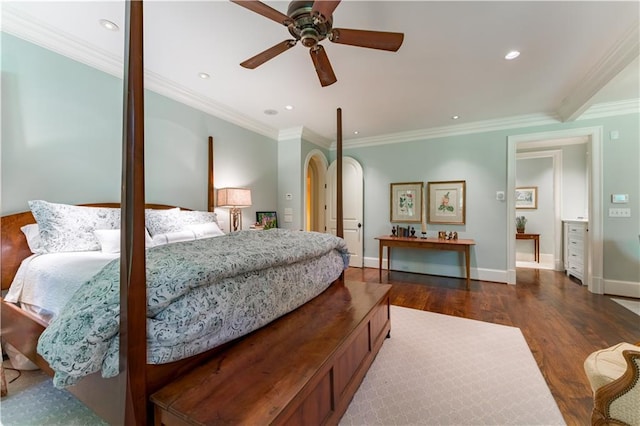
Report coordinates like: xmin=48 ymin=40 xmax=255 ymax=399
xmin=300 ymin=27 xmax=320 ymax=47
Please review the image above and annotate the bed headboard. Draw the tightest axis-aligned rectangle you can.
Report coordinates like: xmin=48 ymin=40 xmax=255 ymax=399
xmin=0 ymin=203 xmax=180 ymax=290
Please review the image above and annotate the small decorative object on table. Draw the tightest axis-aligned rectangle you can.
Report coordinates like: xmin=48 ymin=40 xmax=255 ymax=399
xmin=410 ymin=227 xmax=416 ymax=237
xmin=516 ymin=215 xmax=527 ymax=233
xmin=452 ymin=231 xmax=458 ymax=240
xmin=438 ymin=231 xmax=446 ymax=240
xmin=420 ymin=232 xmax=427 ymax=239
xmin=391 ymin=226 xmax=397 ymax=237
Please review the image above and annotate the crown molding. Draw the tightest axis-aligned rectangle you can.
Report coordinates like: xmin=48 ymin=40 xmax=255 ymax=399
xmin=578 ymin=99 xmax=640 ymax=121
xmin=278 ymin=127 xmax=332 ymax=149
xmin=1 ymin=5 xmax=123 ymax=78
xmin=1 ymin=5 xmax=279 ymax=141
xmin=338 ymin=112 xmax=561 ymax=150
xmin=3 ymin=5 xmax=637 ymax=152
xmin=556 ymin=23 xmax=640 ymax=122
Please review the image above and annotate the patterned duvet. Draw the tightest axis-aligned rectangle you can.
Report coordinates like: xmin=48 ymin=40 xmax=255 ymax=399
xmin=37 ymin=229 xmax=350 ymax=388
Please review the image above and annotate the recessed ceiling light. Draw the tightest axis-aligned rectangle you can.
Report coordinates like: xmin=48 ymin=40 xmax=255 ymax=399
xmin=353 ymin=131 xmax=359 ymax=135
xmin=285 ymin=105 xmax=294 ymax=111
xmin=99 ymin=19 xmax=119 ymax=31
xmin=505 ymin=50 xmax=520 ymax=60
xmin=264 ymin=109 xmax=278 ymax=115
xmin=198 ymin=72 xmax=210 ymax=79
xmin=451 ymin=115 xmax=460 ymax=120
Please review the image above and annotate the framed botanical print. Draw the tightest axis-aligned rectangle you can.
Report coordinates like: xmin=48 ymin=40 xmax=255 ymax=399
xmin=427 ymin=180 xmax=466 ymax=225
xmin=390 ymin=182 xmax=423 ymax=223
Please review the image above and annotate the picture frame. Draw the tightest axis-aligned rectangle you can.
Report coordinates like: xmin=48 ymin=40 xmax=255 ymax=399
xmin=427 ymin=180 xmax=466 ymax=225
xmin=256 ymin=211 xmax=278 ymax=229
xmin=515 ymin=186 xmax=538 ymax=209
xmin=390 ymin=182 xmax=423 ymax=223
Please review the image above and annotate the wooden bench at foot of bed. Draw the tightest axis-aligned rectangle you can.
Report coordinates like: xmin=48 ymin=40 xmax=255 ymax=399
xmin=151 ymin=280 xmax=391 ymax=425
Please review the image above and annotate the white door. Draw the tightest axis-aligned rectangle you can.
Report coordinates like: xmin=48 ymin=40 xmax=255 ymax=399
xmin=327 ymin=157 xmax=364 ymax=267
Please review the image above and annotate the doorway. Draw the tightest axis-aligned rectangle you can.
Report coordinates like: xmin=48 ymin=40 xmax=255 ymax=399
xmin=515 ymin=149 xmax=563 ymax=271
xmin=303 ymin=150 xmax=327 ymax=233
xmin=507 ymin=126 xmax=603 ymax=294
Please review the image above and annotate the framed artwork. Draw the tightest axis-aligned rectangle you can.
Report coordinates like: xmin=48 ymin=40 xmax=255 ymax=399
xmin=256 ymin=211 xmax=278 ymax=229
xmin=515 ymin=186 xmax=537 ymax=209
xmin=390 ymin=182 xmax=423 ymax=223
xmin=428 ymin=180 xmax=466 ymax=225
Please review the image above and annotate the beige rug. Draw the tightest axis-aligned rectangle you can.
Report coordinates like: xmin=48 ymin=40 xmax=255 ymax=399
xmin=1 ymin=306 xmax=564 ymax=425
xmin=340 ymin=306 xmax=565 ymax=425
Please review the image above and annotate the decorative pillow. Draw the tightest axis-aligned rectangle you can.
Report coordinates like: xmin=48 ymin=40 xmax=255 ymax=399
xmin=177 ymin=210 xmax=219 ymax=227
xmin=20 ymin=223 xmax=45 ymax=254
xmin=94 ymin=229 xmax=154 ymax=253
xmin=28 ymin=200 xmax=120 ymax=253
xmin=185 ymin=222 xmax=224 ymax=239
xmin=145 ymin=208 xmax=181 ymax=236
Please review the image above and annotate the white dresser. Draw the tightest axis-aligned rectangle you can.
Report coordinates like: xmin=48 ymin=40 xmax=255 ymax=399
xmin=563 ymin=220 xmax=588 ymax=283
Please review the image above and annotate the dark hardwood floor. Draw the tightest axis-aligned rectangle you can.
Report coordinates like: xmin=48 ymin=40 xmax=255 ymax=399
xmin=344 ymin=266 xmax=640 ymax=426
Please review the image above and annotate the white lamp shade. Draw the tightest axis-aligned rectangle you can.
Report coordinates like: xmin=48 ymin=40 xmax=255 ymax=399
xmin=217 ymin=187 xmax=252 ymax=208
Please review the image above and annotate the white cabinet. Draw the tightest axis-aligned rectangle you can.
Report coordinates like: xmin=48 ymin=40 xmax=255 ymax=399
xmin=563 ymin=220 xmax=587 ymax=283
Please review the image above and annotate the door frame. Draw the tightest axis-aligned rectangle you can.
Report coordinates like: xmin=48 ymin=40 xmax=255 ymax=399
xmin=515 ymin=149 xmax=563 ymax=270
xmin=507 ymin=126 xmax=603 ymax=293
xmin=303 ymin=149 xmax=328 ymax=232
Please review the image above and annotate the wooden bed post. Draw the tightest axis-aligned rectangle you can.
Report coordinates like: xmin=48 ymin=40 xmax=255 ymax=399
xmin=336 ymin=108 xmax=343 ymax=239
xmin=120 ymin=0 xmax=147 ymax=424
xmin=208 ymin=136 xmax=214 ymax=212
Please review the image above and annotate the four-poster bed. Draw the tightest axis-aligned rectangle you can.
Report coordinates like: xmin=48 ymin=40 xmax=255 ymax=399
xmin=0 ymin=1 xmax=391 ymax=424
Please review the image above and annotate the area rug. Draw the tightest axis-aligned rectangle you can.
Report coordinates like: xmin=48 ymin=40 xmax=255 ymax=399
xmin=611 ymin=298 xmax=640 ymax=316
xmin=340 ymin=306 xmax=565 ymax=425
xmin=1 ymin=306 xmax=564 ymax=425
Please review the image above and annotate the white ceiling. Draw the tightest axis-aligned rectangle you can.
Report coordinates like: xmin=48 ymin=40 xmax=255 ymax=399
xmin=2 ymin=1 xmax=639 ymax=145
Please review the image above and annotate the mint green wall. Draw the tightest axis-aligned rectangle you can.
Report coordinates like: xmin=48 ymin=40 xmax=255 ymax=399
xmin=343 ymin=113 xmax=639 ymax=284
xmin=2 ymin=33 xmax=638 ymax=284
xmin=1 ymin=33 xmax=277 ymax=230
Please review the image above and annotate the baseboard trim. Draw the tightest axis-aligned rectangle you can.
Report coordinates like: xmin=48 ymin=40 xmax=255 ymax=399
xmin=362 ymin=257 xmax=508 ymax=284
xmin=603 ymin=279 xmax=640 ymax=298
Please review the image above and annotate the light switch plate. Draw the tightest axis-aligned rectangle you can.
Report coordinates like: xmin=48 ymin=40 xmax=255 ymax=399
xmin=609 ymin=208 xmax=631 ymax=217
xmin=284 ymin=208 xmax=293 ymax=215
xmin=496 ymin=191 xmax=505 ymax=201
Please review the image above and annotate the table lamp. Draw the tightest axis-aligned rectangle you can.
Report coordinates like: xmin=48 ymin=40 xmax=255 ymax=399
xmin=217 ymin=187 xmax=252 ymax=232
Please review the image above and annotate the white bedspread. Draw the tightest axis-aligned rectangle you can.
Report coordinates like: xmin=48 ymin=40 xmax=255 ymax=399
xmin=5 ymin=252 xmax=118 ymax=322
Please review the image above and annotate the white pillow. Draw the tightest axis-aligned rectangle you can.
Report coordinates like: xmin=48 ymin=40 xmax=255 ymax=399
xmin=29 ymin=200 xmax=120 ymax=253
xmin=185 ymin=222 xmax=224 ymax=239
xmin=151 ymin=230 xmax=197 ymax=247
xmin=20 ymin=223 xmax=44 ymax=254
xmin=94 ymin=229 xmax=154 ymax=253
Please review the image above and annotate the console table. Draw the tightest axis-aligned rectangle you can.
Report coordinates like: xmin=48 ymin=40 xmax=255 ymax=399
xmin=516 ymin=233 xmax=540 ymax=263
xmin=375 ymin=236 xmax=476 ymax=290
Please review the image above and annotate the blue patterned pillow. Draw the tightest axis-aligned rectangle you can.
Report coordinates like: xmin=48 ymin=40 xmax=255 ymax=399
xmin=145 ymin=208 xmax=181 ymax=236
xmin=145 ymin=209 xmax=219 ymax=236
xmin=28 ymin=200 xmax=120 ymax=253
xmin=177 ymin=210 xmax=219 ymax=227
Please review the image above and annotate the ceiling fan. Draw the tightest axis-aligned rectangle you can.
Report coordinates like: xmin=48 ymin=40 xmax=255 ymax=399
xmin=230 ymin=0 xmax=404 ymax=87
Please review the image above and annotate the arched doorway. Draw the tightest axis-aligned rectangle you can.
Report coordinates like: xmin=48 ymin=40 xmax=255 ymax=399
xmin=303 ymin=150 xmax=328 ymax=232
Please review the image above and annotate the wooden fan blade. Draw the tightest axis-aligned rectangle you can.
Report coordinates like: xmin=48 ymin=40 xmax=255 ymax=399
xmin=230 ymin=0 xmax=291 ymax=26
xmin=330 ymin=28 xmax=404 ymax=51
xmin=310 ymin=45 xmax=337 ymax=87
xmin=311 ymin=0 xmax=341 ymax=21
xmin=240 ymin=40 xmax=297 ymax=69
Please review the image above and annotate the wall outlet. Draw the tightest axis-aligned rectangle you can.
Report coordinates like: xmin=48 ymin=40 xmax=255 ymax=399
xmin=609 ymin=208 xmax=631 ymax=217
